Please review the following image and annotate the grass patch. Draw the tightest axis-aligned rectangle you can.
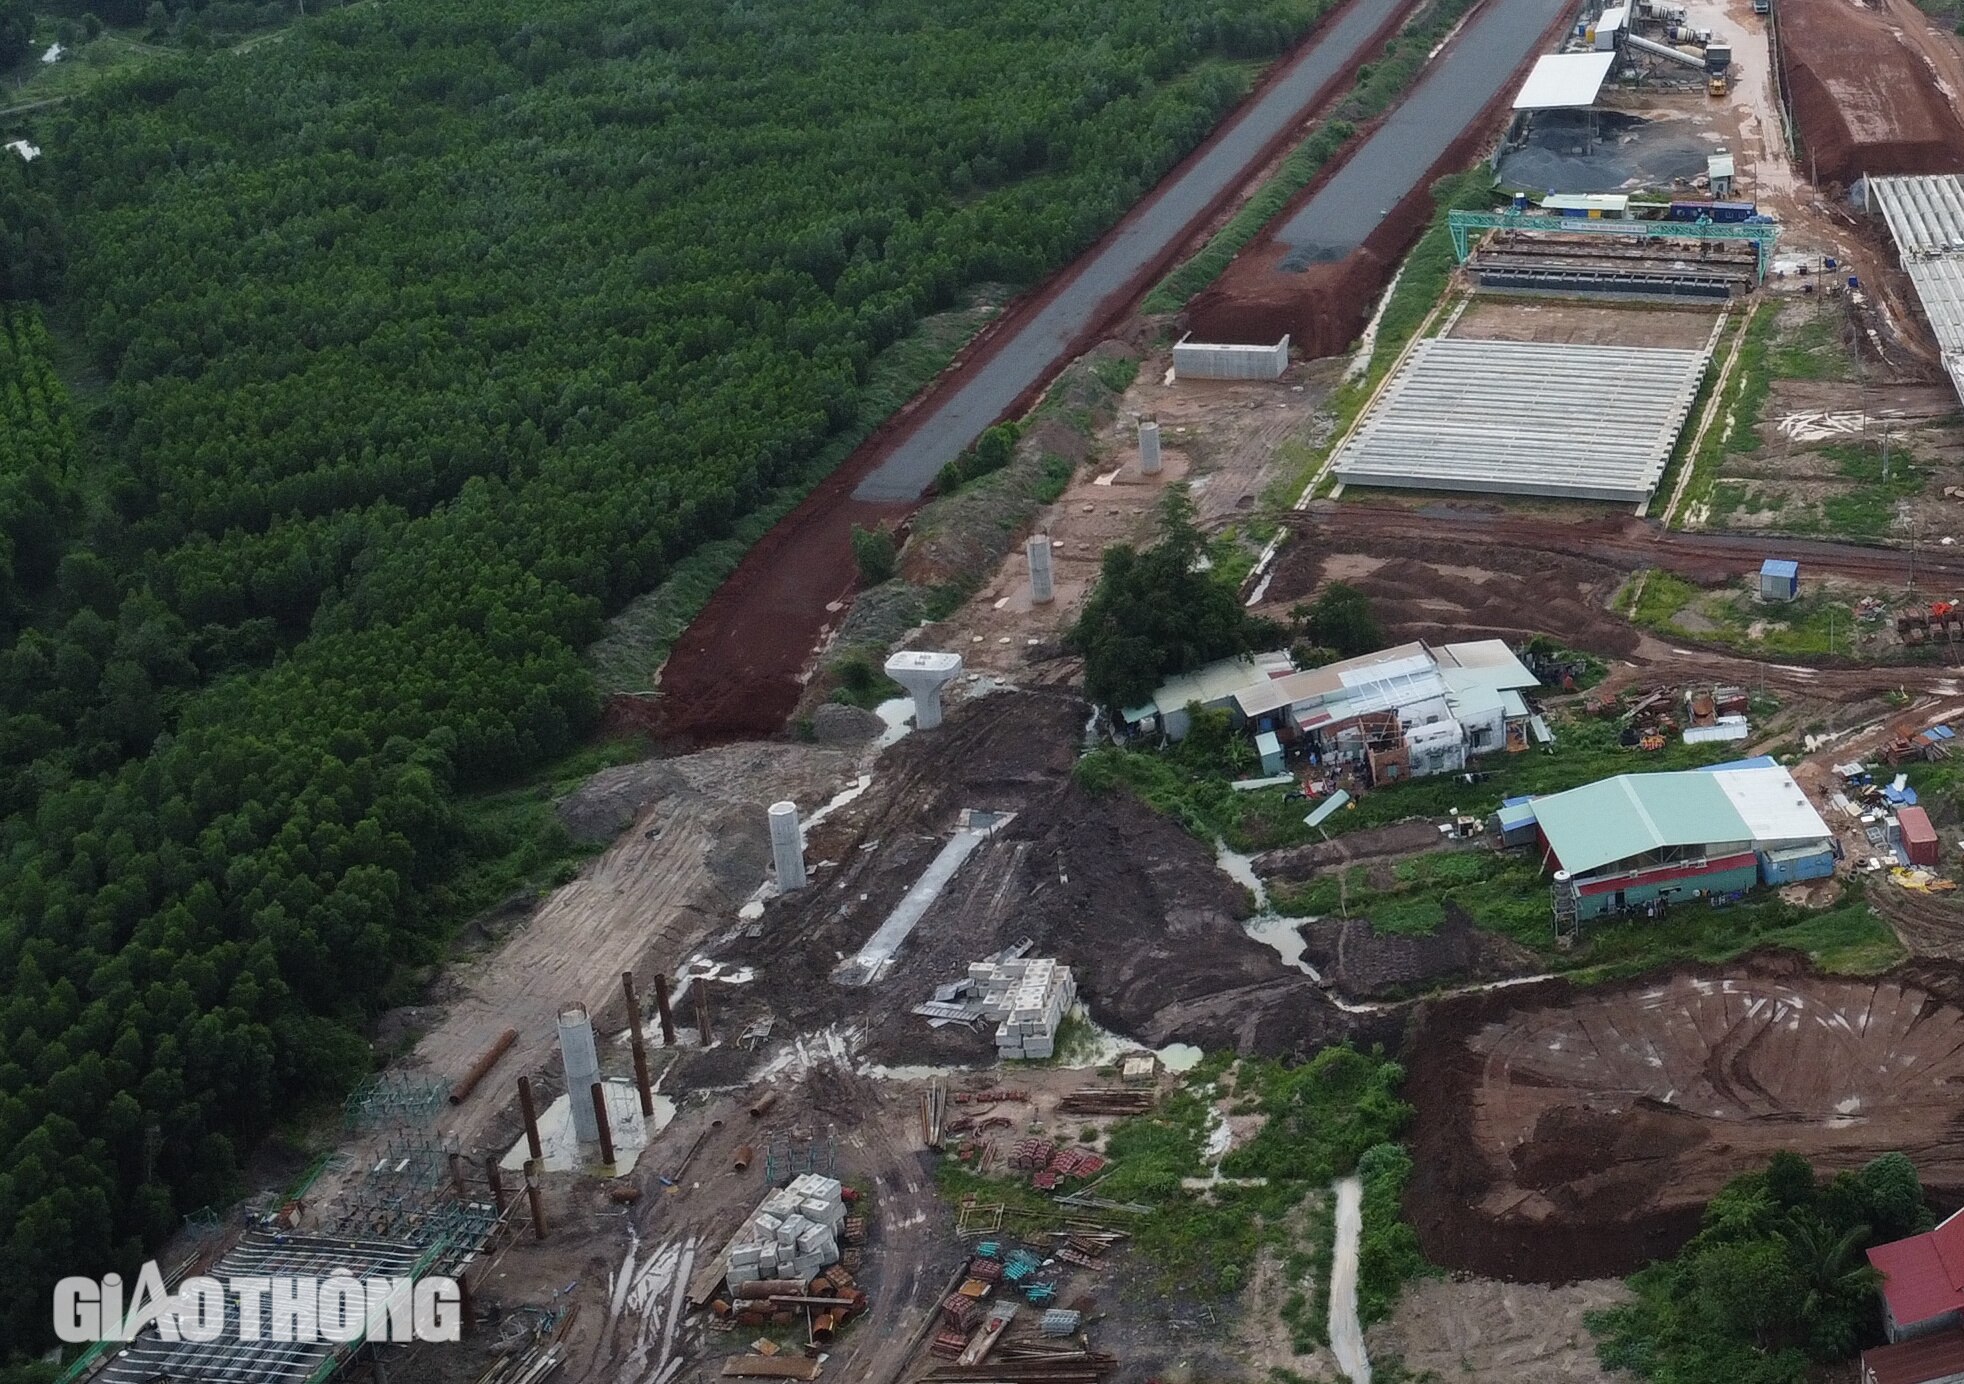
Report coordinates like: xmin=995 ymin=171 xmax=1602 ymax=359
xmin=438 ymin=735 xmax=651 ymax=930
xmin=1629 ymin=568 xmax=1896 ymax=657
xmin=1810 ymin=442 xmax=1925 ymax=541
xmin=1659 ymin=305 xmax=1769 ymax=525
xmin=1085 ymin=711 xmax=1744 ymax=857
xmin=1768 ymin=301 xmax=1854 ymax=382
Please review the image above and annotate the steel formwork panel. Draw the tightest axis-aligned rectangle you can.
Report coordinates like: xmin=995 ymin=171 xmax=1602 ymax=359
xmin=1331 ymin=338 xmax=1710 ymax=503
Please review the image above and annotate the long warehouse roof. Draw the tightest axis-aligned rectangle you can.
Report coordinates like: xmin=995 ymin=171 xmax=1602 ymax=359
xmin=1513 ymin=51 xmax=1616 ymax=111
xmin=1870 ymin=174 xmax=1964 ymax=406
xmin=1331 ymin=337 xmax=1710 ymax=503
xmin=1534 ymin=766 xmax=1829 ymax=877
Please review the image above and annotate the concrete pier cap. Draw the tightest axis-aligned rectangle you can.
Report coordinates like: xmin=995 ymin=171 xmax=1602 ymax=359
xmin=884 ymin=650 xmax=963 ymax=730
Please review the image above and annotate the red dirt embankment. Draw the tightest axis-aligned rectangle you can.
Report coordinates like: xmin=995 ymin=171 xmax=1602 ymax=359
xmin=1187 ymin=1 xmax=1576 ymax=357
xmin=646 ymin=0 xmax=1418 ymax=744
xmin=1777 ymin=0 xmax=1964 ymax=187
xmin=1405 ymin=956 xmax=1964 ymax=1282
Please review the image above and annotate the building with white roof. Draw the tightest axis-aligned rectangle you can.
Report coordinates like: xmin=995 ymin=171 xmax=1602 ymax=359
xmin=1233 ymin=638 xmax=1540 ymax=780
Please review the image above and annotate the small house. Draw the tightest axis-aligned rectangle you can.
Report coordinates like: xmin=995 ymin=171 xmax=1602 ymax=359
xmin=1255 ymin=730 xmax=1285 ymax=777
xmin=1870 ymin=1211 xmax=1964 ymax=1342
xmin=1759 ymin=558 xmax=1799 ymax=601
xmin=1708 ymin=150 xmax=1736 ymax=197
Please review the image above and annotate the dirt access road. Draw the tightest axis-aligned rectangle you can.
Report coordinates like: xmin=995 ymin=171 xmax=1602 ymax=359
xmin=653 ymin=0 xmax=1420 ymax=742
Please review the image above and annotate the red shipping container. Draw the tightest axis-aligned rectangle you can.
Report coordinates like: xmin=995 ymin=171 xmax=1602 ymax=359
xmin=1901 ymin=806 xmax=1940 ymax=868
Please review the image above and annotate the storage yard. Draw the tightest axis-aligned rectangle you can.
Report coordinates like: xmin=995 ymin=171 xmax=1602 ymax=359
xmin=74 ymin=0 xmax=1964 ymax=1379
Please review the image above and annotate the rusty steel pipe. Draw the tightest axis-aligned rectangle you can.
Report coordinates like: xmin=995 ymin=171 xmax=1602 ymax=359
xmin=693 ymin=980 xmax=713 ymax=1046
xmin=653 ymin=974 xmax=677 ymax=1047
xmin=748 ymin=1090 xmax=779 ymax=1120
xmin=590 ymin=1082 xmax=616 ymax=1165
xmin=524 ymin=1162 xmax=547 ymax=1241
xmin=517 ymin=1076 xmax=544 ymax=1163
xmin=448 ymin=1028 xmax=518 ymax=1105
xmin=733 ymin=1144 xmax=754 ymax=1172
xmin=623 ymin=972 xmax=655 ymax=1117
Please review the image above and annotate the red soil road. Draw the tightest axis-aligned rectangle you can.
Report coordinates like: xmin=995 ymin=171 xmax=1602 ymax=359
xmin=1187 ymin=0 xmax=1579 ymax=356
xmin=1776 ymin=0 xmax=1964 ymax=187
xmin=647 ymin=0 xmax=1422 ymax=744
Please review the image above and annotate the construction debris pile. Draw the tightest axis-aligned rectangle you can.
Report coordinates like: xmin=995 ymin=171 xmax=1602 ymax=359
xmin=725 ymin=1174 xmax=848 ymax=1287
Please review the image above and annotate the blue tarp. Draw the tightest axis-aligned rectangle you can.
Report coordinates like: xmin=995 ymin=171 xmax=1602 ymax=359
xmin=1884 ymin=785 xmax=1920 ymax=806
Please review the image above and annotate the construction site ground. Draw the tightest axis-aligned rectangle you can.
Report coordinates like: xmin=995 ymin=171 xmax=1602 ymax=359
xmin=187 ymin=5 xmax=1964 ymax=1378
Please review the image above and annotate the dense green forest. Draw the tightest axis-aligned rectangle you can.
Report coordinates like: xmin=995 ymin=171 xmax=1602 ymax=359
xmin=0 ymin=0 xmax=1342 ymax=1355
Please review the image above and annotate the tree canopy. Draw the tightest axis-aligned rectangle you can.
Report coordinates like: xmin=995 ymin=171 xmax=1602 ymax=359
xmin=0 ymin=0 xmax=1348 ymax=1356
xmin=1594 ymin=1150 xmax=1932 ymax=1381
xmin=1070 ymin=488 xmax=1282 ymax=710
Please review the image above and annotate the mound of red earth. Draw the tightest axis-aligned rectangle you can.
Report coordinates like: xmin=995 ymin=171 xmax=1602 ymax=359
xmin=1777 ymin=0 xmax=1964 ymax=187
xmin=1405 ymin=957 xmax=1964 ymax=1281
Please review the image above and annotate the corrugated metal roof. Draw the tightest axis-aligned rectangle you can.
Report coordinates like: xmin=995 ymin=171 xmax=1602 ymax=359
xmin=1712 ymin=765 xmax=1830 ymax=843
xmin=1869 ymin=1213 xmax=1964 ymax=1331
xmin=1233 ymin=642 xmax=1430 ymax=718
xmin=1513 ymin=51 xmax=1616 ymax=110
xmin=1332 ymin=338 xmax=1710 ymax=503
xmin=1537 ymin=765 xmax=1826 ymax=874
xmin=1760 ymin=558 xmax=1798 ymax=578
xmin=1861 ymin=1328 xmax=1964 ymax=1384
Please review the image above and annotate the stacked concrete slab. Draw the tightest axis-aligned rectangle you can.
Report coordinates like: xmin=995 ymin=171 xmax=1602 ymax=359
xmin=726 ymin=1174 xmax=847 ymax=1286
xmin=972 ymin=957 xmax=1076 ymax=1061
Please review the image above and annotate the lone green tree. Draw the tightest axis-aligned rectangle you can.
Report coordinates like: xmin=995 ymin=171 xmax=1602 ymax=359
xmin=1070 ymin=486 xmax=1279 ymax=710
xmin=1292 ymin=582 xmax=1384 ymax=659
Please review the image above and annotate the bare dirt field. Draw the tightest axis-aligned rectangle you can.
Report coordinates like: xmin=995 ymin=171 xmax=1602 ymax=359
xmin=1407 ymin=955 xmax=1964 ymax=1282
xmin=1778 ymin=0 xmax=1964 ymax=188
xmin=1450 ymin=298 xmax=1723 ymax=350
xmin=1369 ymin=1276 xmax=1634 ymax=1383
xmin=916 ymin=346 xmax=1335 ymax=679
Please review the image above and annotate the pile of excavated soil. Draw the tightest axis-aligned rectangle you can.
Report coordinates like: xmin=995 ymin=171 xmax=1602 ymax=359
xmin=1777 ymin=0 xmax=1964 ymax=186
xmin=710 ymin=691 xmax=1403 ymax=1065
xmin=1407 ymin=955 xmax=1964 ymax=1281
xmin=1262 ymin=523 xmax=1644 ymax=659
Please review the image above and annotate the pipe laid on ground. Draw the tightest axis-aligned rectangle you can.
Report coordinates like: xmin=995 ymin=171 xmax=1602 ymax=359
xmin=449 ymin=1028 xmax=519 ymax=1105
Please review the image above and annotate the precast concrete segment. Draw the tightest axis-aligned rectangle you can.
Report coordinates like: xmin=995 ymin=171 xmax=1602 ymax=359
xmin=834 ymin=815 xmax=1007 ymax=985
xmin=849 ymin=0 xmax=1409 ymax=502
xmin=1273 ymin=0 xmax=1574 ymax=267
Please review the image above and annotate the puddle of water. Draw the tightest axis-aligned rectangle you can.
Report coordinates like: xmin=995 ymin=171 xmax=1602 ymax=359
xmin=1214 ymin=837 xmax=1270 ymax=912
xmin=1244 ymin=914 xmax=1324 ymax=981
xmin=806 ymin=774 xmax=874 ymax=832
xmin=873 ymin=699 xmax=915 ymax=749
xmin=501 ymin=1078 xmax=675 ymax=1174
xmin=1157 ymin=1043 xmax=1204 ymax=1073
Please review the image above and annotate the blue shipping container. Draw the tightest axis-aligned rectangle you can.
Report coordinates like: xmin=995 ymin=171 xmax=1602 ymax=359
xmin=1668 ymin=200 xmax=1758 ymax=224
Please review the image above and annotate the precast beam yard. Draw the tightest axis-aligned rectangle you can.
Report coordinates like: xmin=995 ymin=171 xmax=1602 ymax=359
xmin=1331 ymin=337 xmax=1712 ymax=503
xmin=1870 ymin=173 xmax=1964 ymax=407
xmin=1447 ymin=210 xmax=1780 ymax=278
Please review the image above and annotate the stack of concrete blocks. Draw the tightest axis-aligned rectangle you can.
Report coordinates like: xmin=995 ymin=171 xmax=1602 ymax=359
xmin=725 ymin=1174 xmax=847 ymax=1287
xmin=972 ymin=957 xmax=1077 ymax=1061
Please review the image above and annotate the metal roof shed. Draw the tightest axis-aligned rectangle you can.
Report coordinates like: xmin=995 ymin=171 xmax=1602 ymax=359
xmin=1759 ymin=557 xmax=1799 ymax=600
xmin=1513 ymin=51 xmax=1617 ymax=110
xmin=1534 ymin=771 xmax=1749 ymax=876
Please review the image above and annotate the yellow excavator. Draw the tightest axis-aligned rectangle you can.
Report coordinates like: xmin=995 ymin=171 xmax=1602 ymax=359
xmin=1708 ymin=74 xmax=1728 ymax=97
